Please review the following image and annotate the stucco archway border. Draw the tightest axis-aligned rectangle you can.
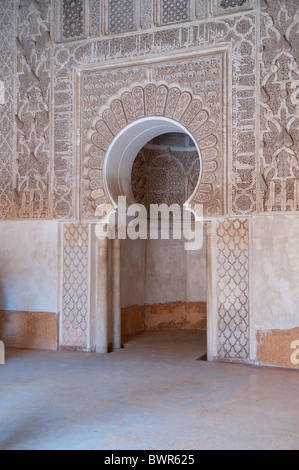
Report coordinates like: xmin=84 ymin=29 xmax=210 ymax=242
xmin=83 ymin=80 xmax=223 ymax=215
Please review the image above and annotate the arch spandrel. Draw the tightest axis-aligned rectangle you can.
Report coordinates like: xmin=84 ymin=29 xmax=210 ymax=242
xmin=84 ymin=80 xmax=223 ymax=215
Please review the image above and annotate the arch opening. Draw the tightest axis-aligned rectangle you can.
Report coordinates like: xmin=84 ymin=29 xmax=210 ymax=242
xmin=102 ymin=119 xmax=208 ymax=357
xmin=103 ymin=117 xmax=202 ymax=209
xmin=131 ymin=131 xmax=201 ymax=213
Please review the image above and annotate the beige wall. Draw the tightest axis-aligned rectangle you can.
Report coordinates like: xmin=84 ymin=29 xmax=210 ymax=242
xmin=121 ymin=235 xmax=206 ymax=308
xmin=0 ymin=221 xmax=59 ymax=313
xmin=251 ymin=215 xmax=299 ymax=366
xmin=252 ymin=215 xmax=299 ymax=331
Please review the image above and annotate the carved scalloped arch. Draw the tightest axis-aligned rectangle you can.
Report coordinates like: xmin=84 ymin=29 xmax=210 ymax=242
xmin=84 ymin=80 xmax=222 ymax=215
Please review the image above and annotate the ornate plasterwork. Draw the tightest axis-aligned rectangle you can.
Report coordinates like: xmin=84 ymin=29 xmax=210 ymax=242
xmin=52 ymin=11 xmax=257 ymax=219
xmin=220 ymin=0 xmax=247 ymax=9
xmin=90 ymin=0 xmax=102 ymax=37
xmin=216 ymin=218 xmax=250 ymax=360
xmin=107 ymin=0 xmax=138 ymax=34
xmin=160 ymin=0 xmax=190 ymax=25
xmin=131 ymin=135 xmax=200 ymax=209
xmin=82 ymin=53 xmax=223 ymax=216
xmin=15 ymin=0 xmax=51 ymax=219
xmin=213 ymin=0 xmax=255 ymax=16
xmin=62 ymin=0 xmax=85 ymax=39
xmin=56 ymin=0 xmax=88 ymax=42
xmin=0 ymin=0 xmax=15 ymax=220
xmin=260 ymin=0 xmax=299 ymax=212
xmin=61 ymin=222 xmax=89 ymax=349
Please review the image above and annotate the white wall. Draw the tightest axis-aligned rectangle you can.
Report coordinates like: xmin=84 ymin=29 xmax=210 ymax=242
xmin=252 ymin=215 xmax=299 ymax=331
xmin=0 ymin=221 xmax=59 ymax=313
xmin=121 ymin=235 xmax=206 ymax=307
xmin=120 ymin=237 xmax=147 ymax=307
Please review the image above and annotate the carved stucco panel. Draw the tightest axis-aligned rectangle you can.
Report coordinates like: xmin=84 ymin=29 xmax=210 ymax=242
xmin=216 ymin=218 xmax=250 ymax=360
xmin=0 ymin=0 xmax=15 ymax=220
xmin=260 ymin=0 xmax=299 ymax=212
xmin=52 ymin=11 xmax=258 ymax=219
xmin=82 ymin=53 xmax=224 ymax=217
xmin=61 ymin=222 xmax=89 ymax=349
xmin=14 ymin=0 xmax=52 ymax=219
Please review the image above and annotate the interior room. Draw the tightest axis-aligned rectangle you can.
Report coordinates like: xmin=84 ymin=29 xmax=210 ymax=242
xmin=0 ymin=0 xmax=299 ymax=451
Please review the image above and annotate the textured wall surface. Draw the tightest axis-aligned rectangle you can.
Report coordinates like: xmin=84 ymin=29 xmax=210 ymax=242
xmin=260 ymin=0 xmax=299 ymax=212
xmin=0 ymin=220 xmax=59 ymax=312
xmin=82 ymin=57 xmax=224 ymax=217
xmin=61 ymin=223 xmax=89 ymax=349
xmin=120 ymin=236 xmax=206 ymax=308
xmin=252 ymin=215 xmax=299 ymax=331
xmin=216 ymin=219 xmax=250 ymax=360
xmin=0 ymin=0 xmax=298 ymax=220
xmin=0 ymin=1 xmax=15 ymax=220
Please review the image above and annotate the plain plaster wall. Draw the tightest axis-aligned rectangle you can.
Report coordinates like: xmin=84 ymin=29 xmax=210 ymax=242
xmin=252 ymin=215 xmax=299 ymax=331
xmin=120 ymin=237 xmax=147 ymax=308
xmin=120 ymin=235 xmax=206 ymax=308
xmin=0 ymin=221 xmax=59 ymax=313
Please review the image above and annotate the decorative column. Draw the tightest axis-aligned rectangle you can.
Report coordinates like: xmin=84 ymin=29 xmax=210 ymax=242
xmin=205 ymin=221 xmax=217 ymax=362
xmin=111 ymin=236 xmax=121 ymax=350
xmin=96 ymin=236 xmax=109 ymax=353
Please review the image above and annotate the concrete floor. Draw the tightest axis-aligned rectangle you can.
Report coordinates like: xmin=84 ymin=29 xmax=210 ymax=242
xmin=0 ymin=330 xmax=299 ymax=450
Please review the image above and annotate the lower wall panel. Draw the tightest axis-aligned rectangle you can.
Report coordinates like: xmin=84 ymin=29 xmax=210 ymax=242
xmin=257 ymin=327 xmax=299 ymax=369
xmin=121 ymin=301 xmax=207 ymax=338
xmin=0 ymin=310 xmax=58 ymax=350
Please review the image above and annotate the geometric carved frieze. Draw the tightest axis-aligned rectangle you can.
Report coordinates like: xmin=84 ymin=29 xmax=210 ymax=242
xmin=107 ymin=0 xmax=138 ymax=35
xmin=56 ymin=0 xmax=88 ymax=42
xmin=159 ymin=0 xmax=191 ymax=25
xmin=82 ymin=53 xmax=224 ymax=217
xmin=261 ymin=0 xmax=299 ymax=212
xmin=63 ymin=0 xmax=85 ymax=39
xmin=216 ymin=218 xmax=250 ymax=360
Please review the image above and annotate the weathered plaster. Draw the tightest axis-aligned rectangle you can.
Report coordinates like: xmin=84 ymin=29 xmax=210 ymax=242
xmin=257 ymin=327 xmax=299 ymax=369
xmin=0 ymin=221 xmax=59 ymax=313
xmin=252 ymin=215 xmax=299 ymax=331
xmin=0 ymin=310 xmax=58 ymax=350
xmin=121 ymin=301 xmax=207 ymax=338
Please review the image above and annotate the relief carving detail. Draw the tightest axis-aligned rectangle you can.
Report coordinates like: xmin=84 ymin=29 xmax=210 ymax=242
xmin=83 ymin=54 xmax=223 ymax=217
xmin=261 ymin=0 xmax=299 ymax=212
xmin=15 ymin=0 xmax=51 ymax=219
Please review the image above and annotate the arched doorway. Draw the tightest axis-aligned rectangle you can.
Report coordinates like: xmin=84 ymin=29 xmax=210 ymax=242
xmin=120 ymin=130 xmax=207 ymax=355
xmin=103 ymin=116 xmax=202 ymax=208
xmin=84 ymin=81 xmax=219 ymax=359
xmin=84 ymin=81 xmax=222 ymax=216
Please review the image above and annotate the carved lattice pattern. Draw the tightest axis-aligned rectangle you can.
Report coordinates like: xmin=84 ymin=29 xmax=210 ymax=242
xmin=62 ymin=223 xmax=89 ymax=349
xmin=108 ymin=0 xmax=137 ymax=34
xmin=161 ymin=0 xmax=190 ymax=25
xmin=220 ymin=0 xmax=247 ymax=9
xmin=132 ymin=134 xmax=200 ymax=209
xmin=216 ymin=219 xmax=250 ymax=360
xmin=62 ymin=0 xmax=85 ymax=39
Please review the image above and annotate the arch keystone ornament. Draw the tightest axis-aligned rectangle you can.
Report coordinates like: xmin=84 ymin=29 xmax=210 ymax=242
xmin=84 ymin=80 xmax=223 ymax=216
